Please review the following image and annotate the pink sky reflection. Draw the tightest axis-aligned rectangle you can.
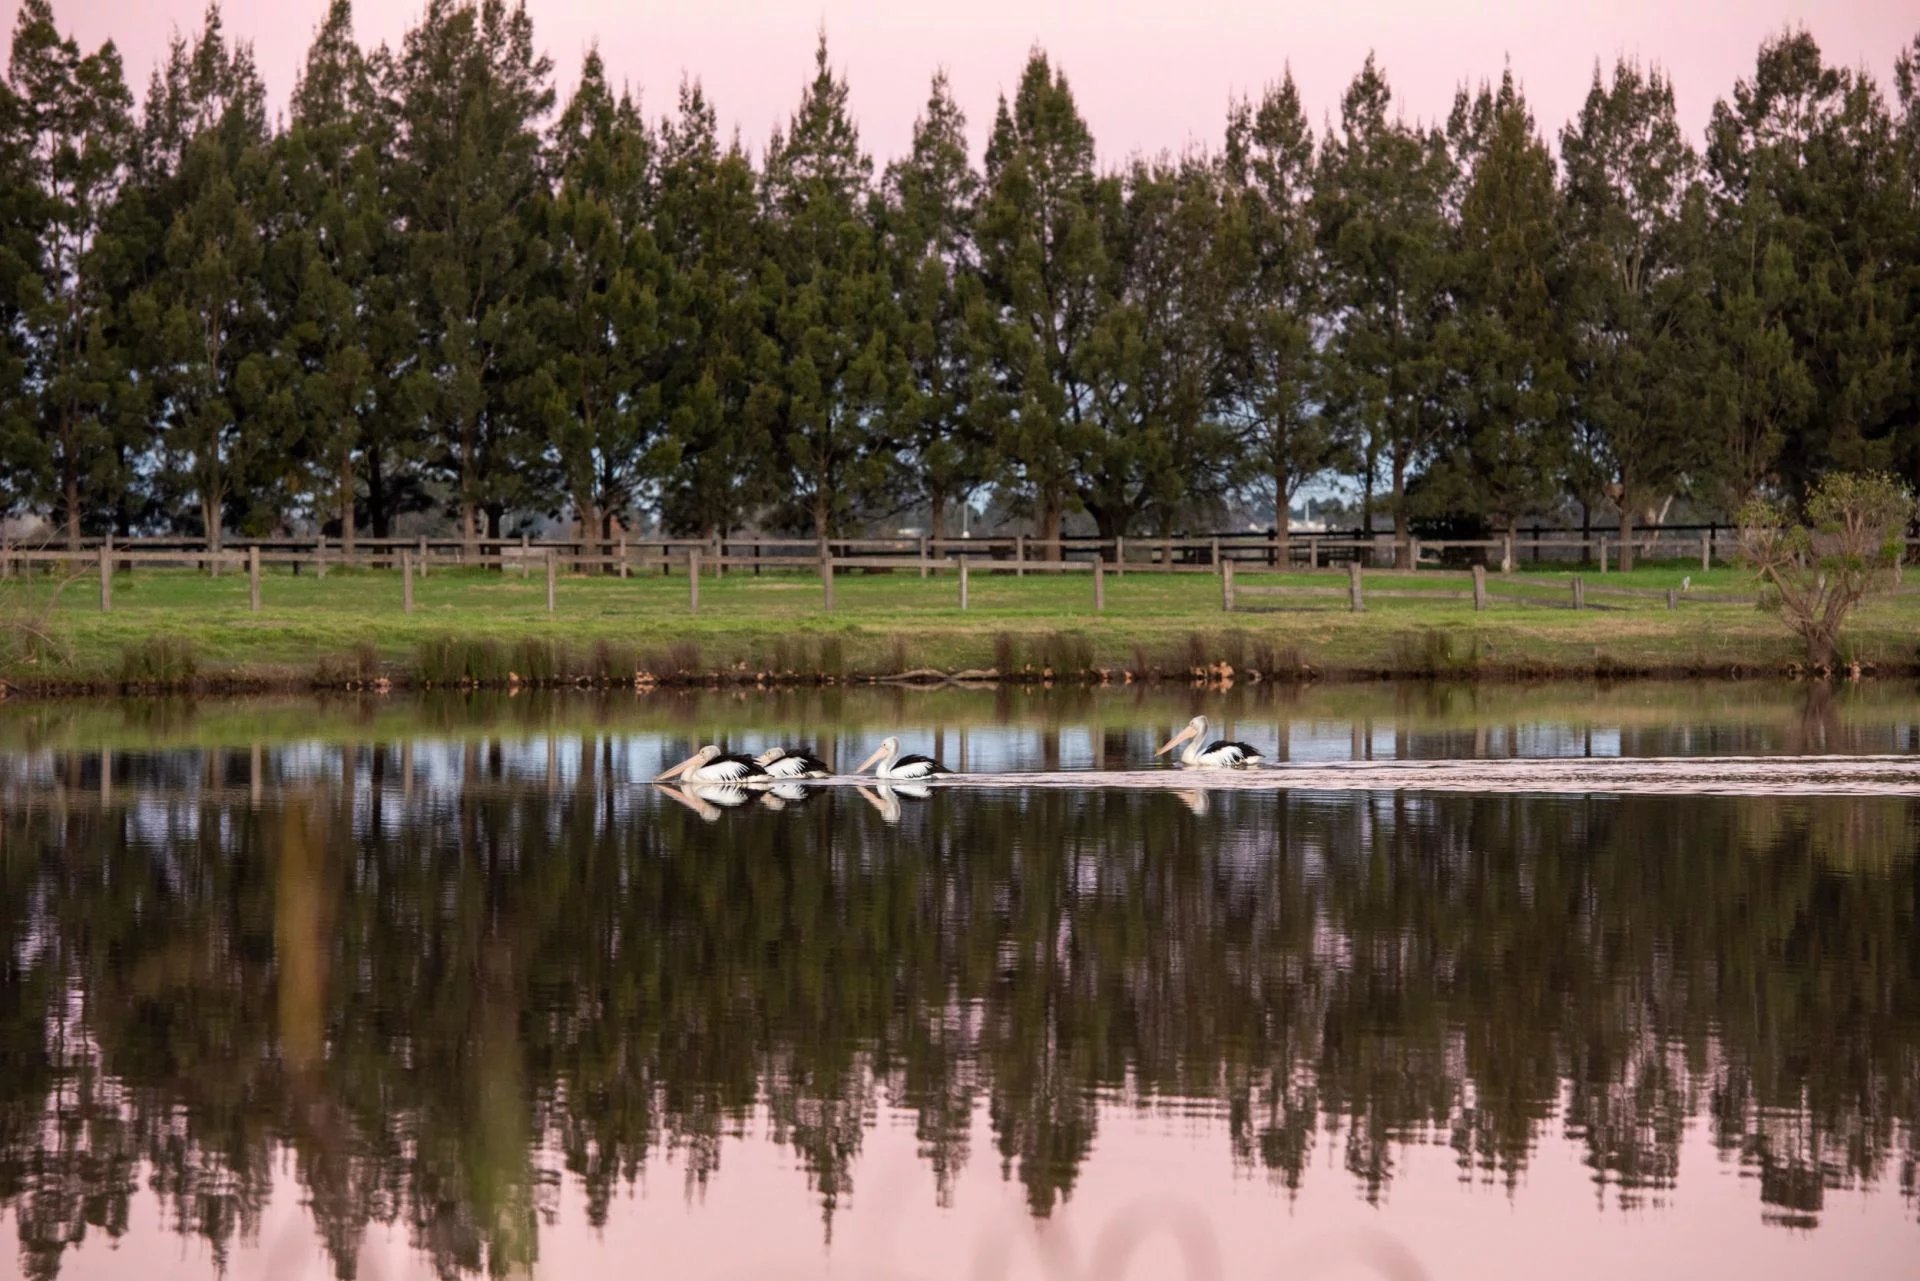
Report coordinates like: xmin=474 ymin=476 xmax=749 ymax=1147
xmin=36 ymin=1099 xmax=1920 ymax=1281
xmin=17 ymin=1 xmax=1920 ymax=161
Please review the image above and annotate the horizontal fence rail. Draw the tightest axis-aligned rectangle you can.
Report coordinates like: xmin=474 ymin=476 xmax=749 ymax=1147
xmin=2 ymin=532 xmax=1911 ymax=622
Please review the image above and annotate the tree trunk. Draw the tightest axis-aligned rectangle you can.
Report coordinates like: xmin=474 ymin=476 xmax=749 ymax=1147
xmin=1391 ymin=456 xmax=1409 ymax=569
xmin=1804 ymin=625 xmax=1834 ymax=671
xmin=339 ymin=452 xmax=356 ymax=560
xmin=203 ymin=493 xmax=223 ymax=553
xmin=368 ymin=444 xmax=390 ymax=540
xmin=1040 ymin=492 xmax=1064 ymax=563
xmin=1361 ymin=441 xmax=1377 ymax=535
xmin=1617 ymin=503 xmax=1634 ymax=574
xmin=63 ymin=455 xmax=81 ymax=551
xmin=812 ymin=492 xmax=831 ymax=540
xmin=577 ymin=497 xmax=599 ymax=573
xmin=1272 ymin=459 xmax=1291 ymax=569
xmin=928 ymin=489 xmax=948 ymax=543
xmin=461 ymin=501 xmax=477 ymax=563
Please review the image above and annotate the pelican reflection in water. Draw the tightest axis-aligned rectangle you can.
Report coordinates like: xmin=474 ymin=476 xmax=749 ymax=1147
xmin=1156 ymin=715 xmax=1267 ymax=769
xmin=759 ymin=782 xmax=816 ymax=811
xmin=856 ymin=782 xmax=932 ymax=823
xmin=653 ymin=781 xmax=757 ymax=821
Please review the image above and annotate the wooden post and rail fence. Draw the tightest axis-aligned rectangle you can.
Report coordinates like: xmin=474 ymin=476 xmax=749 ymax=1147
xmin=6 ymin=526 xmax=1918 ymax=620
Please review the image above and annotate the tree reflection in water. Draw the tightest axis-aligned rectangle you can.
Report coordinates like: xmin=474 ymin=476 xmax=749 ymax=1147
xmin=0 ymin=739 xmax=1915 ymax=1278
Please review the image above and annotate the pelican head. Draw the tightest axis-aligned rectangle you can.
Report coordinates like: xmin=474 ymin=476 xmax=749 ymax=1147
xmin=754 ymin=748 xmax=787 ymax=768
xmin=1156 ymin=716 xmax=1207 ymax=757
xmin=853 ymin=736 xmax=901 ymax=774
xmin=655 ymin=744 xmax=719 ymax=782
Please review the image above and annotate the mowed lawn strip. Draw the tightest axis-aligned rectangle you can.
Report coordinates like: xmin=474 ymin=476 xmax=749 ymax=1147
xmin=5 ymin=561 xmax=1913 ymax=681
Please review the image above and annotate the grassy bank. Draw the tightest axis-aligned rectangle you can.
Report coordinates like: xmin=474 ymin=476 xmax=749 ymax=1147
xmin=0 ymin=560 xmax=1912 ymax=692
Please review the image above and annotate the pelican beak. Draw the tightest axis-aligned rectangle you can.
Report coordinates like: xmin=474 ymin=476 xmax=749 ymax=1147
xmin=654 ymin=751 xmax=698 ymax=782
xmin=1156 ymin=724 xmax=1198 ymax=757
xmin=853 ymin=744 xmax=888 ymax=774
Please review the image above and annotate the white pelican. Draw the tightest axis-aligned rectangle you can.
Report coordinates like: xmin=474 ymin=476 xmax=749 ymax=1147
xmin=853 ymin=736 xmax=952 ymax=780
xmin=756 ymin=747 xmax=832 ymax=779
xmin=1155 ymin=716 xmax=1266 ymax=769
xmin=655 ymin=744 xmax=771 ymax=785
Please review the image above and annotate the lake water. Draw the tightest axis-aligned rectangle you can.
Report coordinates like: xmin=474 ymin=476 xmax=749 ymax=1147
xmin=1 ymin=682 xmax=1916 ymax=1280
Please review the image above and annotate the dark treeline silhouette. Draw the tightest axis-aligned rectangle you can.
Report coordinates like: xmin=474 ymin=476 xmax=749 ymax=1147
xmin=0 ymin=736 xmax=1916 ymax=1277
xmin=2 ymin=1 xmax=1918 ymax=568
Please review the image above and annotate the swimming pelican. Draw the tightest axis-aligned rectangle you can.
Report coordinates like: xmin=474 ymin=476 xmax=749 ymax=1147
xmin=1155 ymin=716 xmax=1266 ymax=769
xmin=853 ymin=736 xmax=952 ymax=780
xmin=756 ymin=747 xmax=832 ymax=778
xmin=654 ymin=744 xmax=771 ymax=785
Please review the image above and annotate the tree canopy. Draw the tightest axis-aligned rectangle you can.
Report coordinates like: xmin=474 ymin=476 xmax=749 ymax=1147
xmin=1 ymin=3 xmax=1917 ymax=547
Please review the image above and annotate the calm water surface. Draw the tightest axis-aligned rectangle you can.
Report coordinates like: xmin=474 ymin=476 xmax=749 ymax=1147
xmin=0 ymin=682 xmax=1916 ymax=1280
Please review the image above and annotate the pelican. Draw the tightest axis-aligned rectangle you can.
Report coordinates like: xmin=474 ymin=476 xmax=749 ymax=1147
xmin=1155 ymin=715 xmax=1266 ymax=769
xmin=756 ymin=747 xmax=832 ymax=779
xmin=853 ymin=736 xmax=952 ymax=780
xmin=655 ymin=744 xmax=771 ymax=785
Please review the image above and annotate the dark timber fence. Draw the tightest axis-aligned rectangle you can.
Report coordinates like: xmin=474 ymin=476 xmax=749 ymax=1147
xmin=0 ymin=521 xmax=1791 ymax=578
xmin=4 ymin=527 xmax=1915 ymax=619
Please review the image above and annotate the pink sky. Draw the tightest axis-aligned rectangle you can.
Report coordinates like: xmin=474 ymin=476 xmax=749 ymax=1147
xmin=14 ymin=0 xmax=1920 ymax=161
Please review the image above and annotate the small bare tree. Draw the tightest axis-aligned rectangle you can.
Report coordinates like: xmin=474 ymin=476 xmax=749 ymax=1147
xmin=1738 ymin=471 xmax=1914 ymax=670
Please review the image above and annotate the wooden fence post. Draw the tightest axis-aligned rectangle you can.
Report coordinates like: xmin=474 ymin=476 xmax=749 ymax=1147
xmin=98 ymin=545 xmax=111 ymax=613
xmin=821 ymin=551 xmax=835 ymax=612
xmin=1502 ymin=534 xmax=1514 ymax=574
xmin=1598 ymin=538 xmax=1608 ymax=574
xmin=545 ymin=550 xmax=556 ymax=613
xmin=418 ymin=535 xmax=428 ymax=579
xmin=1093 ymin=558 xmax=1106 ymax=612
xmin=1348 ymin=562 xmax=1365 ymax=613
xmin=1472 ymin=563 xmax=1487 ymax=612
xmin=248 ymin=546 xmax=261 ymax=613
xmin=402 ymin=551 xmax=414 ymax=614
xmin=1571 ymin=576 xmax=1584 ymax=610
xmin=689 ymin=548 xmax=700 ymax=613
xmin=1701 ymin=535 xmax=1711 ymax=571
xmin=1666 ymin=587 xmax=1677 ymax=611
xmin=958 ymin=558 xmax=969 ymax=610
xmin=1015 ymin=534 xmax=1025 ymax=578
xmin=316 ymin=535 xmax=327 ymax=580
xmin=1114 ymin=535 xmax=1125 ymax=577
xmin=1210 ymin=537 xmax=1221 ymax=568
xmin=1221 ymin=559 xmax=1235 ymax=612
xmin=520 ymin=533 xmax=530 ymax=578
xmin=919 ymin=536 xmax=929 ymax=579
xmin=618 ymin=535 xmax=629 ymax=579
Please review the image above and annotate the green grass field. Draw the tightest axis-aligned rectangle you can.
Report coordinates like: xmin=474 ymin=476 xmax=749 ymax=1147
xmin=1 ymin=558 xmax=1913 ymax=688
